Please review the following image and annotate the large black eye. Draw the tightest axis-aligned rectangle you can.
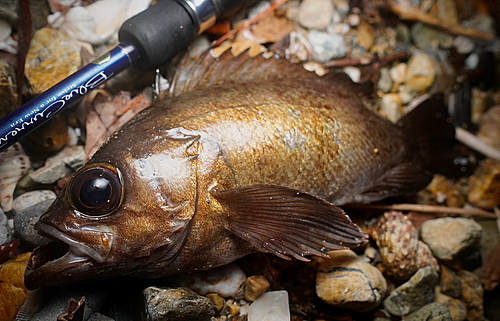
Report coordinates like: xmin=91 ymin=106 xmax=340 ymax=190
xmin=68 ymin=164 xmax=123 ymax=216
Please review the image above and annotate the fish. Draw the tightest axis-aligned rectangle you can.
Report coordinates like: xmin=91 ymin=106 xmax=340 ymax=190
xmin=24 ymin=50 xmax=455 ymax=290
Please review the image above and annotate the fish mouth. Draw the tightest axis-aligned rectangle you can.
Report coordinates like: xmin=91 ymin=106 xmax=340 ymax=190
xmin=24 ymin=223 xmax=99 ymax=290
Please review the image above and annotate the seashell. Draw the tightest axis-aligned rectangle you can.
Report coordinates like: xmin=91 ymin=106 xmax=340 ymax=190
xmin=369 ymin=211 xmax=439 ymax=280
xmin=0 ymin=143 xmax=30 ymax=212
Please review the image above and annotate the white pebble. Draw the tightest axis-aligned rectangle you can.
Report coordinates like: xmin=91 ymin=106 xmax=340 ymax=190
xmin=347 ymin=14 xmax=360 ymax=27
xmin=248 ymin=290 xmax=290 ymax=321
xmin=298 ymin=0 xmax=334 ymax=30
xmin=343 ymin=66 xmax=361 ymax=83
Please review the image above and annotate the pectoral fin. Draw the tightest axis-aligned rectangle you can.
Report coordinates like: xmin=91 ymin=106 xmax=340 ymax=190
xmin=212 ymin=184 xmax=367 ymax=262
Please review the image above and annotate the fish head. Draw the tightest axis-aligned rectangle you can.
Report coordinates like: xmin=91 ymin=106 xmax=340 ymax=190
xmin=25 ymin=129 xmax=201 ymax=290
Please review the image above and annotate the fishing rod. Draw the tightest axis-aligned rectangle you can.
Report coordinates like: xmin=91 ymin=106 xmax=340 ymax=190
xmin=0 ymin=0 xmax=244 ymax=152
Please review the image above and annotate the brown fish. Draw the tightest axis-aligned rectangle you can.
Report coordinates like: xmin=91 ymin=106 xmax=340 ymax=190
xmin=24 ymin=51 xmax=453 ymax=289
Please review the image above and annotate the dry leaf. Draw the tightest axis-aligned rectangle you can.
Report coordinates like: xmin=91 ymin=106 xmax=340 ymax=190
xmin=57 ymin=297 xmax=85 ymax=321
xmin=235 ymin=13 xmax=294 ymax=44
xmin=85 ymin=91 xmax=151 ymax=160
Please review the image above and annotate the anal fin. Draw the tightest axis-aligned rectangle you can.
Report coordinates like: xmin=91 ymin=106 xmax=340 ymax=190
xmin=212 ymin=184 xmax=367 ymax=262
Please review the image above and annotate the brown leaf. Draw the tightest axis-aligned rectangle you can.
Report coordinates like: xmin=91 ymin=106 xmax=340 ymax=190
xmin=85 ymin=91 xmax=151 ymax=160
xmin=57 ymin=297 xmax=85 ymax=321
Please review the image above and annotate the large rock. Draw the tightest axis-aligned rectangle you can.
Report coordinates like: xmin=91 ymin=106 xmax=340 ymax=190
xmin=383 ymin=266 xmax=439 ymax=316
xmin=421 ymin=218 xmax=482 ymax=261
xmin=141 ymin=287 xmax=214 ymax=321
xmin=316 ymin=249 xmax=387 ymax=312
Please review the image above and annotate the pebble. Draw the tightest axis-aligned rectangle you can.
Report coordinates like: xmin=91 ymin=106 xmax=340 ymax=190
xmin=381 ymin=93 xmax=402 ymax=123
xmin=0 ymin=252 xmax=30 ymax=320
xmin=141 ymin=287 xmax=214 ymax=321
xmin=427 ymin=175 xmax=466 ymax=208
xmin=342 ymin=66 xmax=361 ymax=83
xmin=0 ymin=208 xmax=12 ymax=244
xmin=12 ymin=190 xmax=56 ymax=215
xmin=297 ymin=0 xmax=333 ymax=30
xmin=31 ymin=283 xmax=110 ymax=321
xmin=453 ymin=36 xmax=475 ymax=55
xmin=477 ymin=105 xmax=500 ymax=148
xmin=378 ymin=68 xmax=393 ymax=93
xmin=405 ymin=51 xmax=436 ymax=92
xmin=316 ymin=249 xmax=387 ymax=312
xmin=383 ymin=266 xmax=439 ymax=316
xmin=405 ymin=302 xmax=453 ymax=321
xmin=356 ymin=20 xmax=375 ymax=50
xmin=440 ymin=266 xmax=462 ymax=298
xmin=13 ymin=199 xmax=54 ymax=247
xmin=421 ymin=218 xmax=482 ymax=261
xmin=0 ymin=143 xmax=30 ymax=213
xmin=459 ymin=269 xmax=484 ymax=320
xmin=332 ymin=0 xmax=349 ymax=16
xmin=172 ymin=263 xmax=246 ymax=299
xmin=390 ymin=63 xmax=407 ymax=84
xmin=247 ymin=290 xmax=290 ymax=321
xmin=410 ymin=22 xmax=454 ymax=51
xmin=347 ymin=14 xmax=360 ymax=27
xmin=245 ymin=275 xmax=270 ymax=302
xmin=435 ymin=287 xmax=467 ymax=321
xmin=206 ymin=293 xmax=225 ymax=313
xmin=29 ymin=145 xmax=85 ymax=185
xmin=308 ymin=30 xmax=346 ymax=62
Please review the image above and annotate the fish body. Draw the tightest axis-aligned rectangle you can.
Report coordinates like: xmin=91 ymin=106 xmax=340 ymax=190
xmin=25 ymin=52 xmax=448 ymax=289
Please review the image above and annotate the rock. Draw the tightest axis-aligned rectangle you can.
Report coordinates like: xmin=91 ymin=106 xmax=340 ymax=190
xmin=405 ymin=302 xmax=453 ymax=321
xmin=453 ymin=36 xmax=475 ymax=55
xmin=32 ymin=283 xmax=110 ymax=321
xmin=381 ymin=93 xmax=402 ymax=123
xmin=206 ymin=293 xmax=225 ymax=313
xmin=435 ymin=287 xmax=467 ymax=321
xmin=347 ymin=14 xmax=360 ymax=27
xmin=14 ymin=199 xmax=54 ymax=247
xmin=316 ymin=249 xmax=387 ymax=312
xmin=297 ymin=0 xmax=333 ymax=30
xmin=12 ymin=190 xmax=56 ymax=215
xmin=468 ymin=158 xmax=500 ymax=209
xmin=308 ymin=30 xmax=346 ymax=62
xmin=0 ymin=143 xmax=30 ymax=212
xmin=0 ymin=59 xmax=17 ymax=120
xmin=420 ymin=217 xmax=482 ymax=261
xmin=87 ymin=312 xmax=115 ymax=321
xmin=342 ymin=66 xmax=361 ymax=83
xmin=356 ymin=20 xmax=375 ymax=50
xmin=440 ymin=266 xmax=462 ymax=298
xmin=332 ymin=0 xmax=349 ymax=16
xmin=427 ymin=175 xmax=466 ymax=208
xmin=0 ymin=208 xmax=11 ymax=244
xmin=245 ymin=275 xmax=270 ymax=302
xmin=410 ymin=22 xmax=454 ymax=51
xmin=247 ymin=1 xmax=271 ymax=18
xmin=25 ymin=28 xmax=85 ymax=94
xmin=142 ymin=287 xmax=214 ymax=321
xmin=383 ymin=267 xmax=439 ymax=316
xmin=303 ymin=61 xmax=327 ymax=76
xmin=171 ymin=263 xmax=246 ymax=299
xmin=482 ymin=244 xmax=500 ymax=291
xmin=390 ymin=63 xmax=407 ymax=84
xmin=29 ymin=145 xmax=85 ymax=184
xmin=405 ymin=51 xmax=436 ymax=92
xmin=247 ymin=290 xmax=290 ymax=321
xmin=477 ymin=106 xmax=500 ymax=149
xmin=378 ymin=68 xmax=393 ymax=93
xmin=458 ymin=269 xmax=484 ymax=321
xmin=0 ymin=252 xmax=31 ymax=320
xmin=369 ymin=212 xmax=439 ymax=280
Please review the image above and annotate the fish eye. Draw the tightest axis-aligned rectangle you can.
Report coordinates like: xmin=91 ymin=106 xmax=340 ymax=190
xmin=68 ymin=163 xmax=123 ymax=216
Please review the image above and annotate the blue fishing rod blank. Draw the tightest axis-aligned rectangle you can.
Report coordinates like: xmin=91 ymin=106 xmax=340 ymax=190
xmin=0 ymin=0 xmax=244 ymax=152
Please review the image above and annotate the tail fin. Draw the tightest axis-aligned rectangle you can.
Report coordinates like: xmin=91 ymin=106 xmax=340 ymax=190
xmin=398 ymin=96 xmax=470 ymax=178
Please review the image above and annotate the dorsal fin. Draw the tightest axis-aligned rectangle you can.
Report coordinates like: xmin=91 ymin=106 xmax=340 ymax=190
xmin=168 ymin=49 xmax=315 ymax=97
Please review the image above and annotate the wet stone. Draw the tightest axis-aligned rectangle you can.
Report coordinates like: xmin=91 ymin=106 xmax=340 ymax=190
xmin=405 ymin=302 xmax=453 ymax=321
xmin=141 ymin=287 xmax=214 ymax=321
xmin=440 ymin=266 xmax=462 ymax=298
xmin=12 ymin=190 xmax=56 ymax=215
xmin=383 ymin=267 xmax=439 ymax=316
xmin=247 ymin=290 xmax=290 ymax=321
xmin=0 ymin=208 xmax=11 ymax=245
xmin=420 ymin=217 xmax=482 ymax=261
xmin=435 ymin=287 xmax=467 ymax=321
xmin=13 ymin=199 xmax=54 ymax=247
xmin=316 ymin=249 xmax=387 ymax=312
xmin=298 ymin=0 xmax=333 ymax=30
xmin=29 ymin=145 xmax=85 ymax=185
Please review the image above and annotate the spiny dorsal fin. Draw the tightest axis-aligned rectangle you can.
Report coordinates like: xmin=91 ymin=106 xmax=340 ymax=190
xmin=168 ymin=49 xmax=315 ymax=97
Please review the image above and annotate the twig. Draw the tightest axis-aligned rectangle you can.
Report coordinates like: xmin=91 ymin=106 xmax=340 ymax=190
xmin=386 ymin=1 xmax=494 ymax=40
xmin=455 ymin=127 xmax=500 ymax=160
xmin=212 ymin=0 xmax=290 ymax=48
xmin=323 ymin=51 xmax=410 ymax=68
xmin=344 ymin=203 xmax=497 ymax=219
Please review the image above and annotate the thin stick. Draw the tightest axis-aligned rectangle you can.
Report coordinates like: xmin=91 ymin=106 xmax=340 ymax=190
xmin=212 ymin=0 xmax=290 ymax=48
xmin=345 ymin=203 xmax=497 ymax=219
xmin=455 ymin=127 xmax=500 ymax=160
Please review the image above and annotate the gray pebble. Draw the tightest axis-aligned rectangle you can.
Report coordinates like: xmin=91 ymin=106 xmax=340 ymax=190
xmin=29 ymin=145 xmax=85 ymax=184
xmin=0 ymin=207 xmax=12 ymax=244
xmin=308 ymin=30 xmax=346 ymax=62
xmin=142 ymin=287 xmax=214 ymax=321
xmin=14 ymin=199 xmax=54 ymax=247
xmin=405 ymin=302 xmax=453 ymax=321
xmin=383 ymin=267 xmax=439 ymax=316
xmin=12 ymin=190 xmax=56 ymax=215
xmin=453 ymin=36 xmax=475 ymax=55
